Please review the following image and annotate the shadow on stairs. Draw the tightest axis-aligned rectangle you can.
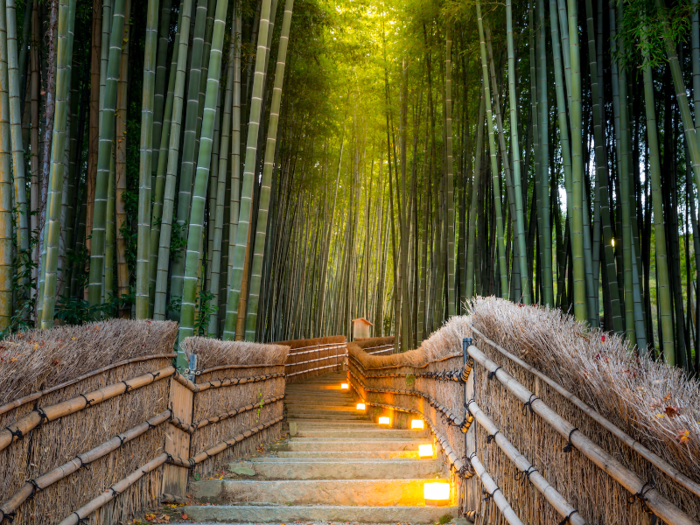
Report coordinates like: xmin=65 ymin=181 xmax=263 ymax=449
xmin=181 ymin=372 xmax=460 ymax=524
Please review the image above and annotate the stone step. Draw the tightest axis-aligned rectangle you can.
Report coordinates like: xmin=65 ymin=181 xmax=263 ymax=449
xmin=286 ymin=403 xmax=357 ymax=410
xmin=192 ymin=479 xmax=445 ymax=506
xmin=285 ymin=412 xmax=370 ymax=420
xmin=228 ymin=458 xmax=444 ymax=480
xmin=290 ymin=419 xmax=379 ymax=427
xmin=273 ymin=439 xmax=423 ymax=452
xmin=181 ymin=504 xmax=458 ymax=524
xmin=295 ymin=428 xmax=425 ymax=438
xmin=276 ymin=450 xmax=419 ymax=459
xmin=284 ymin=396 xmax=356 ymax=404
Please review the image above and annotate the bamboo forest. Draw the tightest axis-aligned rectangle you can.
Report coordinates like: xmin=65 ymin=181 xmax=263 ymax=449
xmin=2 ymin=0 xmax=700 ymax=372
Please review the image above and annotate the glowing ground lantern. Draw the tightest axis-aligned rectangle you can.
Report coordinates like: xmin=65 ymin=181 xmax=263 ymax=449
xmin=378 ymin=416 xmax=390 ymax=425
xmin=411 ymin=419 xmax=425 ymax=430
xmin=356 ymin=403 xmax=366 ymax=410
xmin=418 ymin=444 xmax=434 ymax=458
xmin=341 ymin=383 xmax=349 ymax=389
xmin=424 ymin=481 xmax=450 ymax=506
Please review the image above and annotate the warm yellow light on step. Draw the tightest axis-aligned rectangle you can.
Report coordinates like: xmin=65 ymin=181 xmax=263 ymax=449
xmin=356 ymin=403 xmax=366 ymax=410
xmin=418 ymin=444 xmax=434 ymax=458
xmin=341 ymin=383 xmax=349 ymax=389
xmin=378 ymin=416 xmax=390 ymax=425
xmin=411 ymin=419 xmax=424 ymax=430
xmin=424 ymin=481 xmax=450 ymax=506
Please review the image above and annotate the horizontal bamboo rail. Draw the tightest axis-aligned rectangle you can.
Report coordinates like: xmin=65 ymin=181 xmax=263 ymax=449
xmin=0 ymin=411 xmax=172 ymax=522
xmin=167 ymin=416 xmax=285 ymax=468
xmin=0 ymin=366 xmax=175 ymax=452
xmin=288 ymin=342 xmax=347 ymax=353
xmin=170 ymin=395 xmax=285 ymax=434
xmin=0 ymin=354 xmax=176 ymax=417
xmin=469 ymin=400 xmax=587 ymax=525
xmin=172 ymin=371 xmax=283 ymax=393
xmin=347 ymin=350 xmax=462 ymax=371
xmin=285 ymin=354 xmax=347 ymax=367
xmin=469 ymin=324 xmax=700 ymax=499
xmin=286 ymin=362 xmax=346 ymax=377
xmin=57 ymin=453 xmax=169 ymax=525
xmin=201 ymin=363 xmax=286 ymax=373
xmin=467 ymin=344 xmax=698 ymax=525
xmin=469 ymin=453 xmax=524 ymax=525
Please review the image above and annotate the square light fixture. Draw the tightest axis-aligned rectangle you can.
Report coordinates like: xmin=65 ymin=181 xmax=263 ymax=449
xmin=357 ymin=403 xmax=366 ymax=410
xmin=418 ymin=444 xmax=434 ymax=458
xmin=341 ymin=383 xmax=349 ymax=389
xmin=411 ymin=419 xmax=425 ymax=430
xmin=424 ymin=481 xmax=450 ymax=506
xmin=378 ymin=416 xmax=390 ymax=425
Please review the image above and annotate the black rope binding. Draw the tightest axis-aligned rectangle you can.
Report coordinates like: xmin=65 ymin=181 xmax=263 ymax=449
xmin=487 ymin=366 xmax=502 ymax=381
xmin=109 ymin=487 xmax=120 ymax=497
xmin=522 ymin=394 xmax=539 ymax=415
xmin=5 ymin=426 xmax=23 ymax=441
xmin=483 ymin=487 xmax=499 ymax=501
xmin=116 ymin=434 xmax=126 ymax=446
xmin=79 ymin=393 xmax=94 ymax=408
xmin=4 ymin=512 xmax=16 ymax=524
xmin=120 ymin=380 xmax=133 ymax=393
xmin=465 ymin=399 xmax=476 ymax=416
xmin=563 ymin=428 xmax=578 ymax=453
xmin=149 ymin=371 xmax=161 ymax=381
xmin=146 ymin=419 xmax=156 ymax=430
xmin=35 ymin=406 xmax=49 ymax=429
xmin=486 ymin=431 xmax=500 ymax=444
xmin=76 ymin=456 xmax=91 ymax=470
xmin=557 ymin=510 xmax=579 ymax=525
xmin=514 ymin=465 xmax=538 ymax=482
xmin=27 ymin=478 xmax=43 ymax=495
xmin=628 ymin=480 xmax=655 ymax=514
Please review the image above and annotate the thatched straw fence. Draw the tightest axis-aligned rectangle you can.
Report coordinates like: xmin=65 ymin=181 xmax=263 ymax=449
xmin=275 ymin=336 xmax=346 ymax=382
xmin=355 ymin=336 xmax=395 ymax=355
xmin=347 ymin=299 xmax=700 ymax=525
xmin=0 ymin=323 xmax=288 ymax=525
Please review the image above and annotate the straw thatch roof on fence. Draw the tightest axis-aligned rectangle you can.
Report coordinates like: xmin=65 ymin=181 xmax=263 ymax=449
xmin=181 ymin=337 xmax=290 ymax=368
xmin=354 ymin=336 xmax=394 ymax=349
xmin=0 ymin=319 xmax=177 ymax=404
xmin=349 ymin=317 xmax=471 ymax=369
xmin=468 ymin=296 xmax=700 ymax=484
xmin=274 ymin=335 xmax=346 ymax=350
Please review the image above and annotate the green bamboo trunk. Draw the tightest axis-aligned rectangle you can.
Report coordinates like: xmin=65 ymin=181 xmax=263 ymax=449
xmin=5 ymin=0 xmax=28 ymax=257
xmin=476 ymin=0 xmax=507 ymax=298
xmin=135 ymin=0 xmax=159 ymax=318
xmin=445 ymin=27 xmax=455 ymax=316
xmin=0 ymin=0 xmax=12 ymax=331
xmin=465 ymin=89 xmax=485 ymax=300
xmin=39 ymin=0 xmax=77 ymax=326
xmin=153 ymin=0 xmax=193 ymax=322
xmin=178 ymin=0 xmax=229 ymax=343
xmin=87 ymin=0 xmax=126 ymax=306
xmin=641 ymin=48 xmax=674 ymax=365
xmin=245 ymin=0 xmax=295 ymax=340
xmin=507 ymin=0 xmax=529 ymax=304
xmin=227 ymin=0 xmax=242 ymax=295
xmin=169 ymin=0 xmax=210 ymax=310
xmin=222 ymin=0 xmax=272 ymax=340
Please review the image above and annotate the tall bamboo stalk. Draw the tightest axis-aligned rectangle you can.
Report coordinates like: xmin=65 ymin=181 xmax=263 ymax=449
xmin=222 ymin=0 xmax=272 ymax=340
xmin=0 ymin=0 xmax=12 ymax=331
xmin=135 ymin=0 xmax=159 ymax=318
xmin=40 ymin=0 xmax=77 ymax=327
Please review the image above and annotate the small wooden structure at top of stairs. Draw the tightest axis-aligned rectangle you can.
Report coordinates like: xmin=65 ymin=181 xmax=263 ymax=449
xmin=182 ymin=372 xmax=459 ymax=523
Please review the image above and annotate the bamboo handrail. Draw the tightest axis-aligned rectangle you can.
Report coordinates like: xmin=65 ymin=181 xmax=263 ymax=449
xmin=285 ymin=354 xmax=347 ymax=367
xmin=167 ymin=415 xmax=285 ymax=467
xmin=0 ymin=366 xmax=175 ymax=452
xmin=170 ymin=395 xmax=285 ymax=434
xmin=172 ymin=371 xmax=283 ymax=393
xmin=469 ymin=454 xmax=524 ymax=525
xmin=0 ymin=353 xmax=176 ymax=417
xmin=286 ymin=362 xmax=345 ymax=377
xmin=347 ymin=351 xmax=462 ymax=371
xmin=469 ymin=400 xmax=587 ymax=525
xmin=200 ymin=363 xmax=286 ymax=373
xmin=469 ymin=324 xmax=700 ymax=499
xmin=287 ymin=342 xmax=347 ymax=353
xmin=57 ymin=453 xmax=168 ymax=525
xmin=0 ymin=410 xmax=172 ymax=522
xmin=468 ymin=344 xmax=698 ymax=525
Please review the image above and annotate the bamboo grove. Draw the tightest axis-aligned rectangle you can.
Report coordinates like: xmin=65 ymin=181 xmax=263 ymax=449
xmin=1 ymin=0 xmax=700 ymax=373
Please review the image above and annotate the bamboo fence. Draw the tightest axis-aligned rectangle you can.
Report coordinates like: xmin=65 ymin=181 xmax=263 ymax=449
xmin=0 ymin=321 xmax=289 ymax=525
xmin=275 ymin=335 xmax=347 ymax=382
xmin=347 ymin=311 xmax=700 ymax=525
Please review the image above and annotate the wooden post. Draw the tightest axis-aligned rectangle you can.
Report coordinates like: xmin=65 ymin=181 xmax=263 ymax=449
xmin=162 ymin=377 xmax=194 ymax=497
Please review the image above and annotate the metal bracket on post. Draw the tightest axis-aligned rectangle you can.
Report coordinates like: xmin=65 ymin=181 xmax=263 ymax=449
xmin=187 ymin=354 xmax=198 ymax=382
xmin=463 ymin=337 xmax=473 ymax=362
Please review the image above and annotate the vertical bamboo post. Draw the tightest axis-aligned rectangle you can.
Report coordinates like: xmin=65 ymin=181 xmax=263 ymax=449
xmin=462 ymin=337 xmax=477 ymax=513
xmin=162 ymin=376 xmax=194 ymax=497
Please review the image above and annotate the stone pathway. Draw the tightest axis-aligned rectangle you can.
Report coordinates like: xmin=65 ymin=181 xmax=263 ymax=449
xmin=182 ymin=372 xmax=458 ymax=523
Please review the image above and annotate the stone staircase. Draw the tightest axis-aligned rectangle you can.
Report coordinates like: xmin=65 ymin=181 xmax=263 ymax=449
xmin=183 ymin=372 xmax=458 ymax=523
